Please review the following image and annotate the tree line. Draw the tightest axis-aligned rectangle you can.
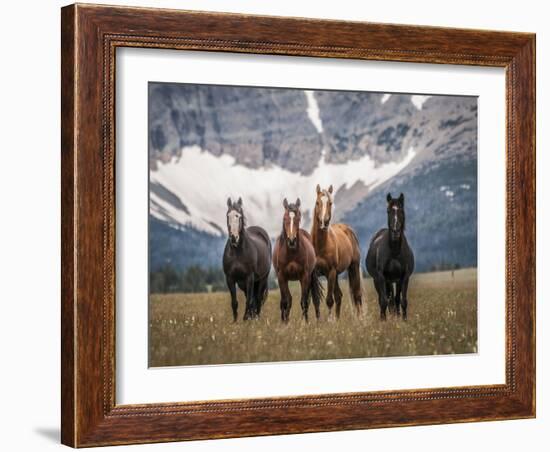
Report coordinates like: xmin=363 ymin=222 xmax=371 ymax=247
xmin=150 ymin=264 xmax=278 ymax=294
xmin=151 ymin=262 xmax=465 ymax=293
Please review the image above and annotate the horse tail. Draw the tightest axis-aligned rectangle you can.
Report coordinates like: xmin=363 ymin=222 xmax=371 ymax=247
xmin=346 ymin=226 xmax=363 ymax=287
xmin=347 ymin=253 xmax=364 ymax=315
xmin=309 ymin=269 xmax=324 ymax=313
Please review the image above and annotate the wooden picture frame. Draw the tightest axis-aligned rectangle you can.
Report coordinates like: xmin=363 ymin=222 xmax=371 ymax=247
xmin=61 ymin=3 xmax=535 ymax=447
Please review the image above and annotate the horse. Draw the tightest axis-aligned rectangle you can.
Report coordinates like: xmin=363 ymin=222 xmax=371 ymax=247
xmin=272 ymin=198 xmax=324 ymax=322
xmin=222 ymin=197 xmax=272 ymax=321
xmin=311 ymin=185 xmax=363 ymax=319
xmin=366 ymin=193 xmax=415 ymax=320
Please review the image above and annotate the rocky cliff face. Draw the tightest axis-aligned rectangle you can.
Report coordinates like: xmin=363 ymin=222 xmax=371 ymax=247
xmin=316 ymin=91 xmax=412 ymax=164
xmin=317 ymin=92 xmax=477 ymax=168
xmin=149 ymin=83 xmax=476 ymax=174
xmin=328 ymin=93 xmax=478 ymax=272
xmin=149 ymin=83 xmax=323 ymax=174
xmin=343 ymin=159 xmax=477 ymax=272
xmin=317 ymin=92 xmax=477 ymax=230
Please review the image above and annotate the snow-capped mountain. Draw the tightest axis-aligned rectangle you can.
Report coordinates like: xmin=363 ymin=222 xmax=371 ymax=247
xmin=149 ymin=84 xmax=477 ymax=272
xmin=150 ymin=145 xmax=416 ymax=237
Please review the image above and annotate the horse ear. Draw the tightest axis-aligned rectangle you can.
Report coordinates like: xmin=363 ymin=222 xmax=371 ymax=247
xmin=328 ymin=185 xmax=333 ymax=194
xmin=237 ymin=197 xmax=243 ymax=207
xmin=295 ymin=198 xmax=301 ymax=208
xmin=398 ymin=193 xmax=404 ymax=205
xmin=387 ymin=193 xmax=392 ymax=203
xmin=283 ymin=198 xmax=288 ymax=209
xmin=227 ymin=197 xmax=232 ymax=208
xmin=316 ymin=184 xmax=321 ymax=194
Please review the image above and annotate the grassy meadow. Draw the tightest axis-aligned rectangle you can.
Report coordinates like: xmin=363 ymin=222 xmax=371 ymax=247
xmin=149 ymin=268 xmax=477 ymax=367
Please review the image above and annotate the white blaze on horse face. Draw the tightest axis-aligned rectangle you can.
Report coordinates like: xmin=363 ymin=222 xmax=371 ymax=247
xmin=391 ymin=205 xmax=399 ymax=230
xmin=228 ymin=210 xmax=241 ymax=239
xmin=289 ymin=211 xmax=295 ymax=237
xmin=320 ymin=194 xmax=329 ymax=228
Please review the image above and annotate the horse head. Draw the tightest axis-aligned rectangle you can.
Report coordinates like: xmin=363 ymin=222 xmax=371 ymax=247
xmin=226 ymin=197 xmax=245 ymax=247
xmin=315 ymin=184 xmax=334 ymax=230
xmin=282 ymin=198 xmax=301 ymax=249
xmin=386 ymin=193 xmax=405 ymax=241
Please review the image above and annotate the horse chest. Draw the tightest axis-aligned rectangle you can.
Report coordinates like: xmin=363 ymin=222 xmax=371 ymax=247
xmin=384 ymin=259 xmax=403 ymax=280
xmin=284 ymin=262 xmax=302 ymax=280
xmin=315 ymin=257 xmax=330 ymax=274
xmin=226 ymin=260 xmax=249 ymax=279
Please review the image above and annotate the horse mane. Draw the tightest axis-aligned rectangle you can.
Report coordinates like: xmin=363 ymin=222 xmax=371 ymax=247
xmin=370 ymin=229 xmax=386 ymax=246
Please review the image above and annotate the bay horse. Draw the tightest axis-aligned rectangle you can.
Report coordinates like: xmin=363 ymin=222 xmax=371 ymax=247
xmin=366 ymin=193 xmax=415 ymax=320
xmin=222 ymin=197 xmax=272 ymax=321
xmin=272 ymin=198 xmax=324 ymax=322
xmin=311 ymin=185 xmax=363 ymax=319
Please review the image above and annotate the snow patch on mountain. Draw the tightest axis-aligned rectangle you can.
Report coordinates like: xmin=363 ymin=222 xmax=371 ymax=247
xmin=305 ymin=90 xmax=323 ymax=133
xmin=381 ymin=94 xmax=429 ymax=109
xmin=150 ymin=145 xmax=416 ymax=237
xmin=411 ymin=95 xmax=431 ymax=110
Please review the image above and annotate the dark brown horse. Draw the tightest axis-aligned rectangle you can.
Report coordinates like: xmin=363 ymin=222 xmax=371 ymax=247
xmin=311 ymin=185 xmax=363 ymax=319
xmin=366 ymin=193 xmax=414 ymax=320
xmin=223 ymin=197 xmax=272 ymax=321
xmin=272 ymin=198 xmax=323 ymax=322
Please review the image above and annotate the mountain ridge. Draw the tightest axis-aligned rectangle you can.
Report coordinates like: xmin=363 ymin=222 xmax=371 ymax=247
xmin=148 ymin=84 xmax=477 ymax=273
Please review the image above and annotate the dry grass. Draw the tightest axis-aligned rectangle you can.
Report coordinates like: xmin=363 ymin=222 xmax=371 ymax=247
xmin=149 ymin=268 xmax=477 ymax=367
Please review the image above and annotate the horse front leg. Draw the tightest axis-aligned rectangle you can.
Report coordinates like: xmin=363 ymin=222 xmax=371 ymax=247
xmin=400 ymin=276 xmax=410 ymax=321
xmin=243 ymin=273 xmax=255 ymax=321
xmin=374 ymin=274 xmax=388 ymax=321
xmin=300 ymin=274 xmax=311 ymax=322
xmin=386 ymin=282 xmax=396 ymax=316
xmin=277 ymin=272 xmax=292 ymax=323
xmin=326 ymin=269 xmax=337 ymax=320
xmin=226 ymin=275 xmax=238 ymax=322
xmin=334 ymin=277 xmax=343 ymax=319
xmin=310 ymin=271 xmax=321 ymax=320
xmin=394 ymin=282 xmax=402 ymax=318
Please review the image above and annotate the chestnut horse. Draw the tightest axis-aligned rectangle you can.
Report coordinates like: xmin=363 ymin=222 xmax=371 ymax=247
xmin=311 ymin=185 xmax=363 ymax=319
xmin=272 ymin=198 xmax=324 ymax=322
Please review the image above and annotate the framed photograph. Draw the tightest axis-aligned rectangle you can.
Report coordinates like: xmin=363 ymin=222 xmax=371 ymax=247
xmin=61 ymin=3 xmax=535 ymax=447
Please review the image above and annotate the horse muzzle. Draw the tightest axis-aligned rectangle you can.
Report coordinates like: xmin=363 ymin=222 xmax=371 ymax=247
xmin=230 ymin=235 xmax=240 ymax=247
xmin=287 ymin=238 xmax=297 ymax=249
xmin=390 ymin=230 xmax=401 ymax=240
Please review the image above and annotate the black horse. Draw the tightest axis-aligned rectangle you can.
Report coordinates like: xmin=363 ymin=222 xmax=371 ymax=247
xmin=366 ymin=193 xmax=415 ymax=320
xmin=223 ymin=197 xmax=272 ymax=321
